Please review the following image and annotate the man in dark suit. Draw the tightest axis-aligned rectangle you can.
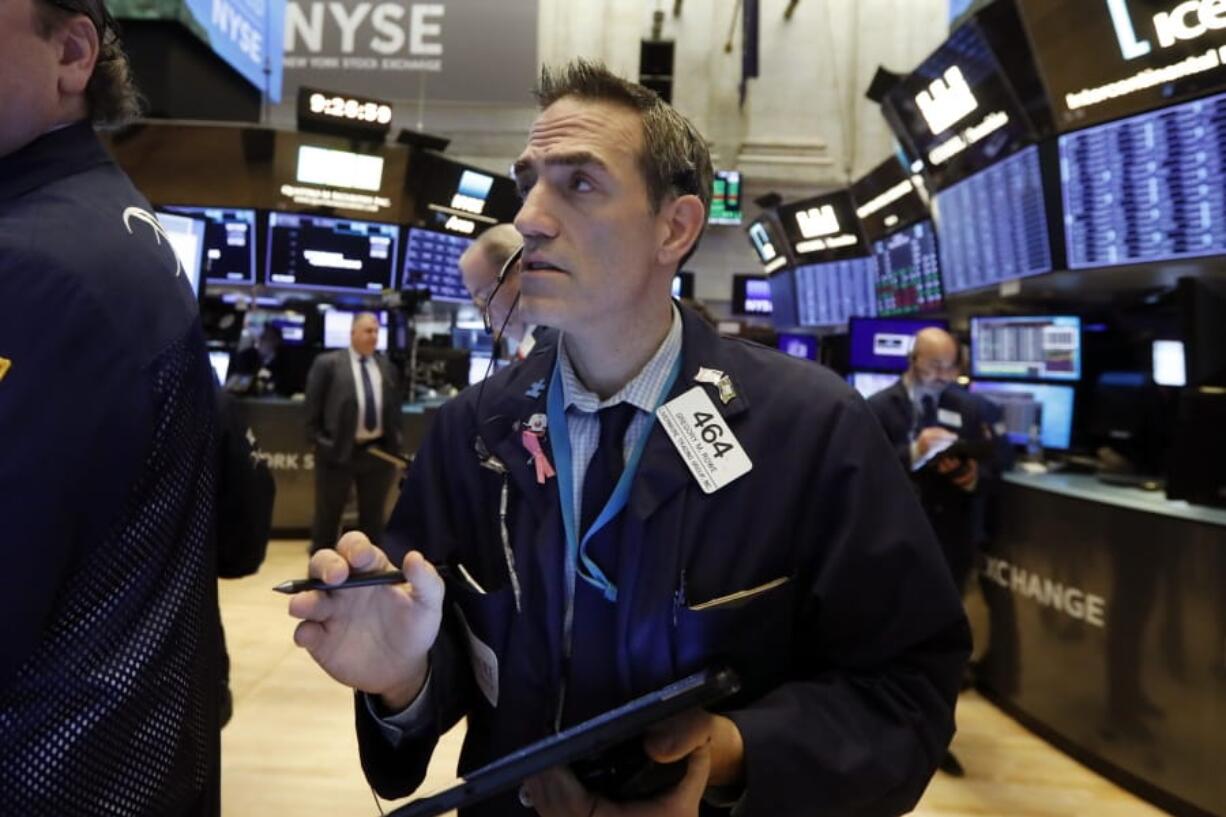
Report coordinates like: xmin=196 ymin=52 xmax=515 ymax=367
xmin=867 ymin=327 xmax=1000 ymax=778
xmin=304 ymin=312 xmax=403 ymax=554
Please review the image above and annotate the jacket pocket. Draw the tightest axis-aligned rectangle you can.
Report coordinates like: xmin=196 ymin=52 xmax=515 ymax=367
xmin=446 ymin=577 xmax=517 ymax=710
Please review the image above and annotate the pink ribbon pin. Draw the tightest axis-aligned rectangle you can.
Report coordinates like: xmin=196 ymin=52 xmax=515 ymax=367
xmin=521 ymin=430 xmax=556 ymax=484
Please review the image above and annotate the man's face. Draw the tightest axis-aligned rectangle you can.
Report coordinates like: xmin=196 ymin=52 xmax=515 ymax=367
xmin=461 ymin=251 xmax=524 ymax=342
xmin=511 ymin=97 xmax=669 ymax=336
xmin=912 ymin=344 xmax=959 ymax=391
xmin=0 ymin=0 xmax=65 ymax=157
xmin=350 ymin=316 xmax=379 ymax=357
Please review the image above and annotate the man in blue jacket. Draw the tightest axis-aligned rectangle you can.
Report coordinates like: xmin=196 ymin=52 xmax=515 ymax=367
xmin=291 ymin=60 xmax=969 ymax=817
xmin=0 ymin=1 xmax=222 ymax=814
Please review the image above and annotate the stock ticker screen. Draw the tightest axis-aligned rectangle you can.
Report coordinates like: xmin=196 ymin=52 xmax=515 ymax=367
xmin=264 ymin=212 xmax=398 ymax=294
xmin=794 ymin=256 xmax=878 ymax=327
xmin=971 ymin=315 xmax=1082 ymax=381
xmin=402 ymin=227 xmax=473 ymax=303
xmin=935 ymin=145 xmax=1053 ymax=293
xmin=1060 ymin=90 xmax=1226 ymax=269
xmin=872 ymin=220 xmax=944 ymax=315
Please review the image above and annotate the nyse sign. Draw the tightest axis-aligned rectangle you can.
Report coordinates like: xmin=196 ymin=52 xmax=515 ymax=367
xmin=277 ymin=0 xmax=539 ymax=111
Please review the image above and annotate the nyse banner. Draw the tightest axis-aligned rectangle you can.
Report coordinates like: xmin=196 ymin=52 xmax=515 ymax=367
xmin=280 ymin=0 xmax=539 ymax=106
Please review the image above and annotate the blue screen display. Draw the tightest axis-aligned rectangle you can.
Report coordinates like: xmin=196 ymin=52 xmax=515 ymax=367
xmin=935 ymin=145 xmax=1053 ymax=293
xmin=1060 ymin=90 xmax=1226 ymax=269
xmin=768 ymin=269 xmax=799 ymax=328
xmin=402 ymin=227 xmax=473 ymax=303
xmin=794 ymin=257 xmax=878 ymax=327
xmin=970 ymin=380 xmax=1075 ymax=449
xmin=971 ymin=315 xmax=1081 ymax=382
xmin=778 ymin=333 xmax=818 ymax=361
xmin=872 ymin=219 xmax=944 ymax=315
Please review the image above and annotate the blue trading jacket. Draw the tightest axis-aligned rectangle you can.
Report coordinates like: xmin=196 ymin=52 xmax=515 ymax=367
xmin=357 ymin=304 xmax=970 ymax=816
xmin=0 ymin=123 xmax=221 ymax=816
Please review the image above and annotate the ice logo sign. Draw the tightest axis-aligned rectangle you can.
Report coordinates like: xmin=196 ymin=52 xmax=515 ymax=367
xmin=915 ymin=66 xmax=978 ymax=135
xmin=1106 ymin=0 xmax=1226 ymax=61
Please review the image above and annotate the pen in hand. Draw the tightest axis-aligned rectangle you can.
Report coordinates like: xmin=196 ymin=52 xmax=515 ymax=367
xmin=273 ymin=566 xmax=453 ymax=595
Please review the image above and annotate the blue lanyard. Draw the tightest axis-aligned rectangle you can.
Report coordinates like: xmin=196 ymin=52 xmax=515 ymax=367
xmin=546 ymin=352 xmax=682 ymax=605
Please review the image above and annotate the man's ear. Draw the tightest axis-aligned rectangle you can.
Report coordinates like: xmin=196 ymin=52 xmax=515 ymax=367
xmin=55 ymin=15 xmax=100 ymax=99
xmin=656 ymin=194 xmax=706 ymax=269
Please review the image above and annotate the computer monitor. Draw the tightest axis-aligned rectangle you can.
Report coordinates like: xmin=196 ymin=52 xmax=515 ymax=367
xmin=794 ymin=257 xmax=878 ymax=328
xmin=161 ymin=205 xmax=257 ymax=284
xmin=871 ymin=219 xmax=943 ymax=316
xmin=1152 ymin=340 xmax=1187 ymax=389
xmin=265 ymin=212 xmax=399 ymax=293
xmin=154 ymin=211 xmax=206 ymax=297
xmin=847 ymin=371 xmax=900 ymax=399
xmin=731 ymin=274 xmax=772 ymax=317
xmin=970 ymin=315 xmax=1080 ymax=382
xmin=672 ymin=271 xmax=695 ymax=299
xmin=323 ymin=310 xmax=389 ymax=351
xmin=709 ymin=170 xmax=743 ymax=225
xmin=969 ymin=380 xmax=1075 ymax=450
xmin=768 ymin=269 xmax=798 ymax=328
xmin=242 ymin=310 xmax=308 ymax=346
xmin=777 ymin=333 xmax=817 ymax=361
xmin=402 ymin=227 xmax=473 ymax=303
xmin=848 ymin=317 xmax=949 ymax=373
xmin=208 ymin=350 xmax=231 ymax=384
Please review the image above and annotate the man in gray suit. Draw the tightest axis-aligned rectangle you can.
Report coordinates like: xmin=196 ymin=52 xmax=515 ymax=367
xmin=304 ymin=312 xmax=402 ymax=554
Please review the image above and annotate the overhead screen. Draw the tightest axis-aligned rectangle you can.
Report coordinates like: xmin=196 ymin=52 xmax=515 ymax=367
xmin=710 ymin=170 xmax=744 ymax=225
xmin=851 ymin=156 xmax=929 ymax=242
xmin=935 ymin=144 xmax=1053 ymax=293
xmin=849 ymin=317 xmax=950 ymax=372
xmin=971 ymin=315 xmax=1081 ymax=381
xmin=794 ymin=257 xmax=878 ymax=327
xmin=402 ymin=227 xmax=473 ymax=303
xmin=1060 ymin=89 xmax=1226 ymax=269
xmin=746 ymin=215 xmax=790 ymax=273
xmin=777 ymin=190 xmax=869 ymax=264
xmin=265 ymin=212 xmax=398 ymax=293
xmin=768 ymin=268 xmax=800 ymax=328
xmin=161 ymin=205 xmax=257 ymax=284
xmin=1018 ymin=0 xmax=1226 ymax=132
xmin=970 ymin=380 xmax=1075 ymax=449
xmin=872 ymin=219 xmax=944 ymax=315
xmin=884 ymin=19 xmax=1035 ymax=191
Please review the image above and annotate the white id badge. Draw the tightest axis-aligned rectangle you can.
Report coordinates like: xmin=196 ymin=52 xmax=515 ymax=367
xmin=938 ymin=408 xmax=963 ymax=429
xmin=656 ymin=387 xmax=753 ymax=494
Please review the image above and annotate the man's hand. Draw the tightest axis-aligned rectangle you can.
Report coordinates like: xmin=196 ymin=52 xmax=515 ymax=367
xmin=522 ymin=711 xmax=743 ymax=817
xmin=915 ymin=426 xmax=957 ymax=459
xmin=288 ymin=531 xmax=445 ymax=710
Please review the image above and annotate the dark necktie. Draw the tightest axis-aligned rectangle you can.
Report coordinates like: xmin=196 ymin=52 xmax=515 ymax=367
xmin=360 ymin=357 xmax=378 ymax=432
xmin=580 ymin=402 xmax=639 ymax=538
xmin=920 ymin=394 xmax=938 ymax=429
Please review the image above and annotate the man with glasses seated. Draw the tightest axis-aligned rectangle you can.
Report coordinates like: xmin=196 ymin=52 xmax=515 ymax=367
xmin=867 ymin=327 xmax=1002 ymax=778
xmin=0 ymin=1 xmax=223 ymax=814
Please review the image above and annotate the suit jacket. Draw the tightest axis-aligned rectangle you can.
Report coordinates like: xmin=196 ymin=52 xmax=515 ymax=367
xmin=0 ymin=123 xmax=221 ymax=815
xmin=304 ymin=349 xmax=402 ymax=465
xmin=355 ymin=304 xmax=969 ymax=817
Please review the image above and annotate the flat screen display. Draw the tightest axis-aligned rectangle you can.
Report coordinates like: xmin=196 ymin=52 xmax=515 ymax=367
xmin=154 ymin=211 xmax=206 ymax=297
xmin=323 ymin=310 xmax=389 ymax=350
xmin=872 ymin=219 xmax=944 ymax=315
xmin=847 ymin=371 xmax=901 ymax=399
xmin=849 ymin=317 xmax=950 ymax=372
xmin=794 ymin=257 xmax=878 ymax=327
xmin=777 ymin=332 xmax=818 ymax=360
xmin=970 ymin=380 xmax=1075 ymax=449
xmin=778 ymin=191 xmax=869 ymax=263
xmin=971 ymin=315 xmax=1081 ymax=381
xmin=710 ymin=170 xmax=743 ymax=225
xmin=852 ymin=156 xmax=929 ymax=242
xmin=1153 ymin=339 xmax=1187 ymax=387
xmin=1060 ymin=90 xmax=1226 ymax=269
xmin=883 ymin=20 xmax=1035 ymax=190
xmin=731 ymin=274 xmax=773 ymax=316
xmin=243 ymin=310 xmax=307 ymax=346
xmin=265 ymin=212 xmax=398 ymax=293
xmin=746 ymin=215 xmax=789 ymax=272
xmin=161 ymin=206 xmax=257 ymax=284
xmin=402 ymin=227 xmax=474 ymax=303
xmin=935 ymin=144 xmax=1053 ymax=293
xmin=768 ymin=268 xmax=799 ymax=328
xmin=1018 ymin=0 xmax=1226 ymax=132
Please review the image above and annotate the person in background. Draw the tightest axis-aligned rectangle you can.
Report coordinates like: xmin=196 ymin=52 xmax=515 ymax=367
xmin=867 ymin=327 xmax=1002 ymax=778
xmin=459 ymin=222 xmax=550 ymax=360
xmin=290 ymin=60 xmax=968 ymax=817
xmin=0 ymin=0 xmax=223 ymax=812
xmin=304 ymin=312 xmax=403 ymax=555
xmin=230 ymin=322 xmax=293 ymax=397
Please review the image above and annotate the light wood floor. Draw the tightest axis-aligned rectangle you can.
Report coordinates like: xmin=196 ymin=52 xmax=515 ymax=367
xmin=220 ymin=541 xmax=1170 ymax=816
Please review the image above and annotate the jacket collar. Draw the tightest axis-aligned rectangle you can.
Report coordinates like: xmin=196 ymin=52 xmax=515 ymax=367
xmin=0 ymin=122 xmax=111 ymax=204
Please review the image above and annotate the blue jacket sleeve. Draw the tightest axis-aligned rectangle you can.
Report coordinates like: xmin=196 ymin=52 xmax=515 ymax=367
xmin=0 ymin=252 xmax=147 ymax=686
xmin=727 ymin=394 xmax=970 ymax=817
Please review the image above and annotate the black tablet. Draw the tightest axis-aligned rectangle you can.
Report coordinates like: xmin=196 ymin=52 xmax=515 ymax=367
xmin=385 ymin=666 xmax=742 ymax=817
